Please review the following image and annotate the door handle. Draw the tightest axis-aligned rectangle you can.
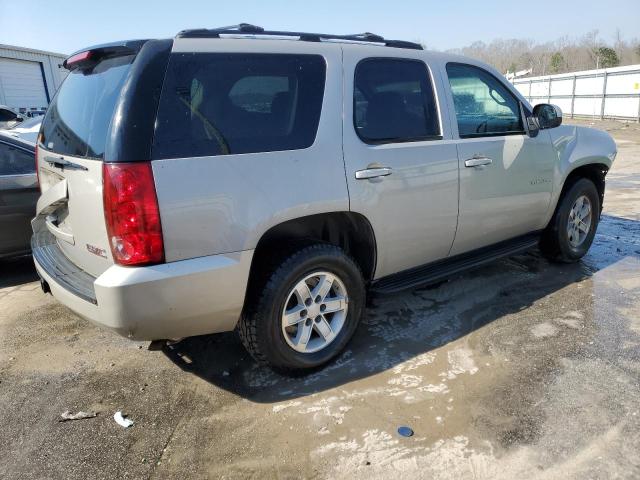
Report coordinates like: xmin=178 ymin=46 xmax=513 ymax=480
xmin=464 ymin=156 xmax=493 ymax=167
xmin=355 ymin=167 xmax=392 ymax=180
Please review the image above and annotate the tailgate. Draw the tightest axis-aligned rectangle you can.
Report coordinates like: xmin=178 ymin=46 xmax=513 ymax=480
xmin=34 ymin=150 xmax=112 ymax=277
xmin=33 ymin=46 xmax=142 ymax=277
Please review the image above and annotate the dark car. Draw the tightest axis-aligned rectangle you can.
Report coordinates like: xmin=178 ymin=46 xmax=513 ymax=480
xmin=0 ymin=132 xmax=37 ymax=259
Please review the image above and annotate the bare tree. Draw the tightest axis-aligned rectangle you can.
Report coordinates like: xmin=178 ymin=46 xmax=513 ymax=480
xmin=446 ymin=29 xmax=638 ymax=76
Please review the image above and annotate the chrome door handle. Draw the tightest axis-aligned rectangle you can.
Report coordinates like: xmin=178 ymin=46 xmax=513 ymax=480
xmin=355 ymin=167 xmax=392 ymax=180
xmin=464 ymin=156 xmax=493 ymax=167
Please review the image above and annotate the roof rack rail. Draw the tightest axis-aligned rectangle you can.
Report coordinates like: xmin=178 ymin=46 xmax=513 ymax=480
xmin=176 ymin=24 xmax=423 ymax=50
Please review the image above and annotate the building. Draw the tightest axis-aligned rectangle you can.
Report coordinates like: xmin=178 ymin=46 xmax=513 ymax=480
xmin=0 ymin=44 xmax=68 ymax=116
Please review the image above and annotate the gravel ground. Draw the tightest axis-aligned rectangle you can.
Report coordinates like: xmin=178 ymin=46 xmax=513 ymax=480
xmin=1 ymin=119 xmax=639 ymax=479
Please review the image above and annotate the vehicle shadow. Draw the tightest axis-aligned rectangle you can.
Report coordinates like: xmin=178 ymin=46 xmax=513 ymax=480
xmin=0 ymin=255 xmax=38 ymax=289
xmin=164 ymin=214 xmax=638 ymax=403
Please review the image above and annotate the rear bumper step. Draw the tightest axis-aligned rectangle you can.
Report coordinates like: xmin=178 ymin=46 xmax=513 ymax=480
xmin=31 ymin=230 xmax=97 ymax=304
xmin=371 ymin=233 xmax=541 ymax=294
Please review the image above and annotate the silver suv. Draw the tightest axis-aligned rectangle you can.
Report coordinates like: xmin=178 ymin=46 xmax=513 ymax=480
xmin=32 ymin=25 xmax=616 ymax=372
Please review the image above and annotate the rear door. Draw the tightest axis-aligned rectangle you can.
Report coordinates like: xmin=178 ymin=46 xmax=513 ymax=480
xmin=35 ymin=52 xmax=138 ymax=276
xmin=342 ymin=47 xmax=459 ymax=278
xmin=0 ymin=137 xmax=38 ymax=256
xmin=444 ymin=62 xmax=555 ymax=256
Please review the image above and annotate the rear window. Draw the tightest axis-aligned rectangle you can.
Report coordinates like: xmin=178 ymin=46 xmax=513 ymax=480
xmin=151 ymin=53 xmax=326 ymax=159
xmin=40 ymin=55 xmax=134 ymax=159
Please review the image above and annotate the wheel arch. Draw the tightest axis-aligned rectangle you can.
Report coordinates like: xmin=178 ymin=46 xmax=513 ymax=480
xmin=561 ymin=162 xmax=609 ymax=213
xmin=246 ymin=212 xmax=377 ymax=293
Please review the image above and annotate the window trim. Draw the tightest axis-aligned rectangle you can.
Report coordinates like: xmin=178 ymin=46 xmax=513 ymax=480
xmin=445 ymin=62 xmax=526 ymax=140
xmin=353 ymin=57 xmax=443 ymax=146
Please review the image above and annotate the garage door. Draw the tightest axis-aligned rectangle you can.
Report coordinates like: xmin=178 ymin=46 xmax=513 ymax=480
xmin=0 ymin=58 xmax=49 ymax=111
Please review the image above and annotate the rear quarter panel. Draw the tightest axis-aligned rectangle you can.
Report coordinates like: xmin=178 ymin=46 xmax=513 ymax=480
xmin=152 ymin=40 xmax=348 ymax=261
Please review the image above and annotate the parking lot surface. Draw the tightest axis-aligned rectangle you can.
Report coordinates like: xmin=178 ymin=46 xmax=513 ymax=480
xmin=1 ymin=119 xmax=639 ymax=479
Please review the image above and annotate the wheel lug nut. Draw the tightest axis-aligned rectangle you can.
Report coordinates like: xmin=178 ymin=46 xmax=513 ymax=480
xmin=305 ymin=298 xmax=312 ymax=306
xmin=315 ymin=296 xmax=321 ymax=303
xmin=300 ymin=309 xmax=307 ymax=317
xmin=320 ymin=304 xmax=326 ymax=312
xmin=305 ymin=318 xmax=312 ymax=326
xmin=315 ymin=316 xmax=321 ymax=323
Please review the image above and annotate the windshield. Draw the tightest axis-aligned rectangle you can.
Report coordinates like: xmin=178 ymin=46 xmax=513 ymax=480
xmin=40 ymin=54 xmax=135 ymax=159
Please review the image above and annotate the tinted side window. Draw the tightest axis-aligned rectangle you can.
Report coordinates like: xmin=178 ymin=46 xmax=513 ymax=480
xmin=40 ymin=55 xmax=135 ymax=159
xmin=0 ymin=142 xmax=35 ymax=175
xmin=354 ymin=58 xmax=440 ymax=144
xmin=446 ymin=63 xmax=524 ymax=138
xmin=152 ymin=54 xmax=326 ymax=159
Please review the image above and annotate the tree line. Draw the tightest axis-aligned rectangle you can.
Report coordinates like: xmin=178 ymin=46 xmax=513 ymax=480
xmin=443 ymin=30 xmax=640 ymax=76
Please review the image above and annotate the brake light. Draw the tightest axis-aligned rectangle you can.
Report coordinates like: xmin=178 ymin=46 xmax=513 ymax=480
xmin=103 ymin=162 xmax=164 ymax=266
xmin=63 ymin=50 xmax=92 ymax=69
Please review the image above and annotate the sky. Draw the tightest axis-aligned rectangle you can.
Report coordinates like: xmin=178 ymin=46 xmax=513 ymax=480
xmin=1 ymin=0 xmax=639 ymax=55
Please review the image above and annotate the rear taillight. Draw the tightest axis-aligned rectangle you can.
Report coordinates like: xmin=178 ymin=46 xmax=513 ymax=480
xmin=103 ymin=162 xmax=164 ymax=266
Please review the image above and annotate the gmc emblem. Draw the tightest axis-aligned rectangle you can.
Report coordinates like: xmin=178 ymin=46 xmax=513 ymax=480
xmin=86 ymin=243 xmax=107 ymax=259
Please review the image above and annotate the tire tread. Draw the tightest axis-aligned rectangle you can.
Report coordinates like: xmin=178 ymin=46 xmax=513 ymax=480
xmin=238 ymin=243 xmax=364 ymax=373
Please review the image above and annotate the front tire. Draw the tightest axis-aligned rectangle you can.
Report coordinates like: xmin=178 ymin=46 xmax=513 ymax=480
xmin=540 ymin=178 xmax=600 ymax=263
xmin=238 ymin=244 xmax=365 ymax=374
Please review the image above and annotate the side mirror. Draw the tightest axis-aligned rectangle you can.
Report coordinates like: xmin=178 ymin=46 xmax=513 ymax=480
xmin=533 ymin=103 xmax=562 ymax=129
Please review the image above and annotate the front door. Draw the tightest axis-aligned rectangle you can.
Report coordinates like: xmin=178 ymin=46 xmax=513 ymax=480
xmin=444 ymin=63 xmax=556 ymax=256
xmin=342 ymin=48 xmax=459 ymax=278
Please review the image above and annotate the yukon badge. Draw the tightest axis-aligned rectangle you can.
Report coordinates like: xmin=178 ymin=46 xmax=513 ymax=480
xmin=530 ymin=178 xmax=551 ymax=186
xmin=86 ymin=243 xmax=107 ymax=258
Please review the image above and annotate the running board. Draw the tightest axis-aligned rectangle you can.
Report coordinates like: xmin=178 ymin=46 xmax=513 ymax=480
xmin=371 ymin=233 xmax=540 ymax=294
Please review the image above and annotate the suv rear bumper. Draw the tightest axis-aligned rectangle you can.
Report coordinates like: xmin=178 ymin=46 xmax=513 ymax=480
xmin=32 ymin=232 xmax=253 ymax=340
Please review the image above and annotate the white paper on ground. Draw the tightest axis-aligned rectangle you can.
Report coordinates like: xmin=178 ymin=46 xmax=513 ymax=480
xmin=113 ymin=411 xmax=134 ymax=428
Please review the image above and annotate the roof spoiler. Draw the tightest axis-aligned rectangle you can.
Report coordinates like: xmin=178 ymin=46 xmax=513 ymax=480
xmin=63 ymin=40 xmax=149 ymax=71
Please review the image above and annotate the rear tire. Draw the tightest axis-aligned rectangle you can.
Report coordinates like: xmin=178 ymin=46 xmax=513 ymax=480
xmin=540 ymin=178 xmax=600 ymax=263
xmin=238 ymin=244 xmax=365 ymax=374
